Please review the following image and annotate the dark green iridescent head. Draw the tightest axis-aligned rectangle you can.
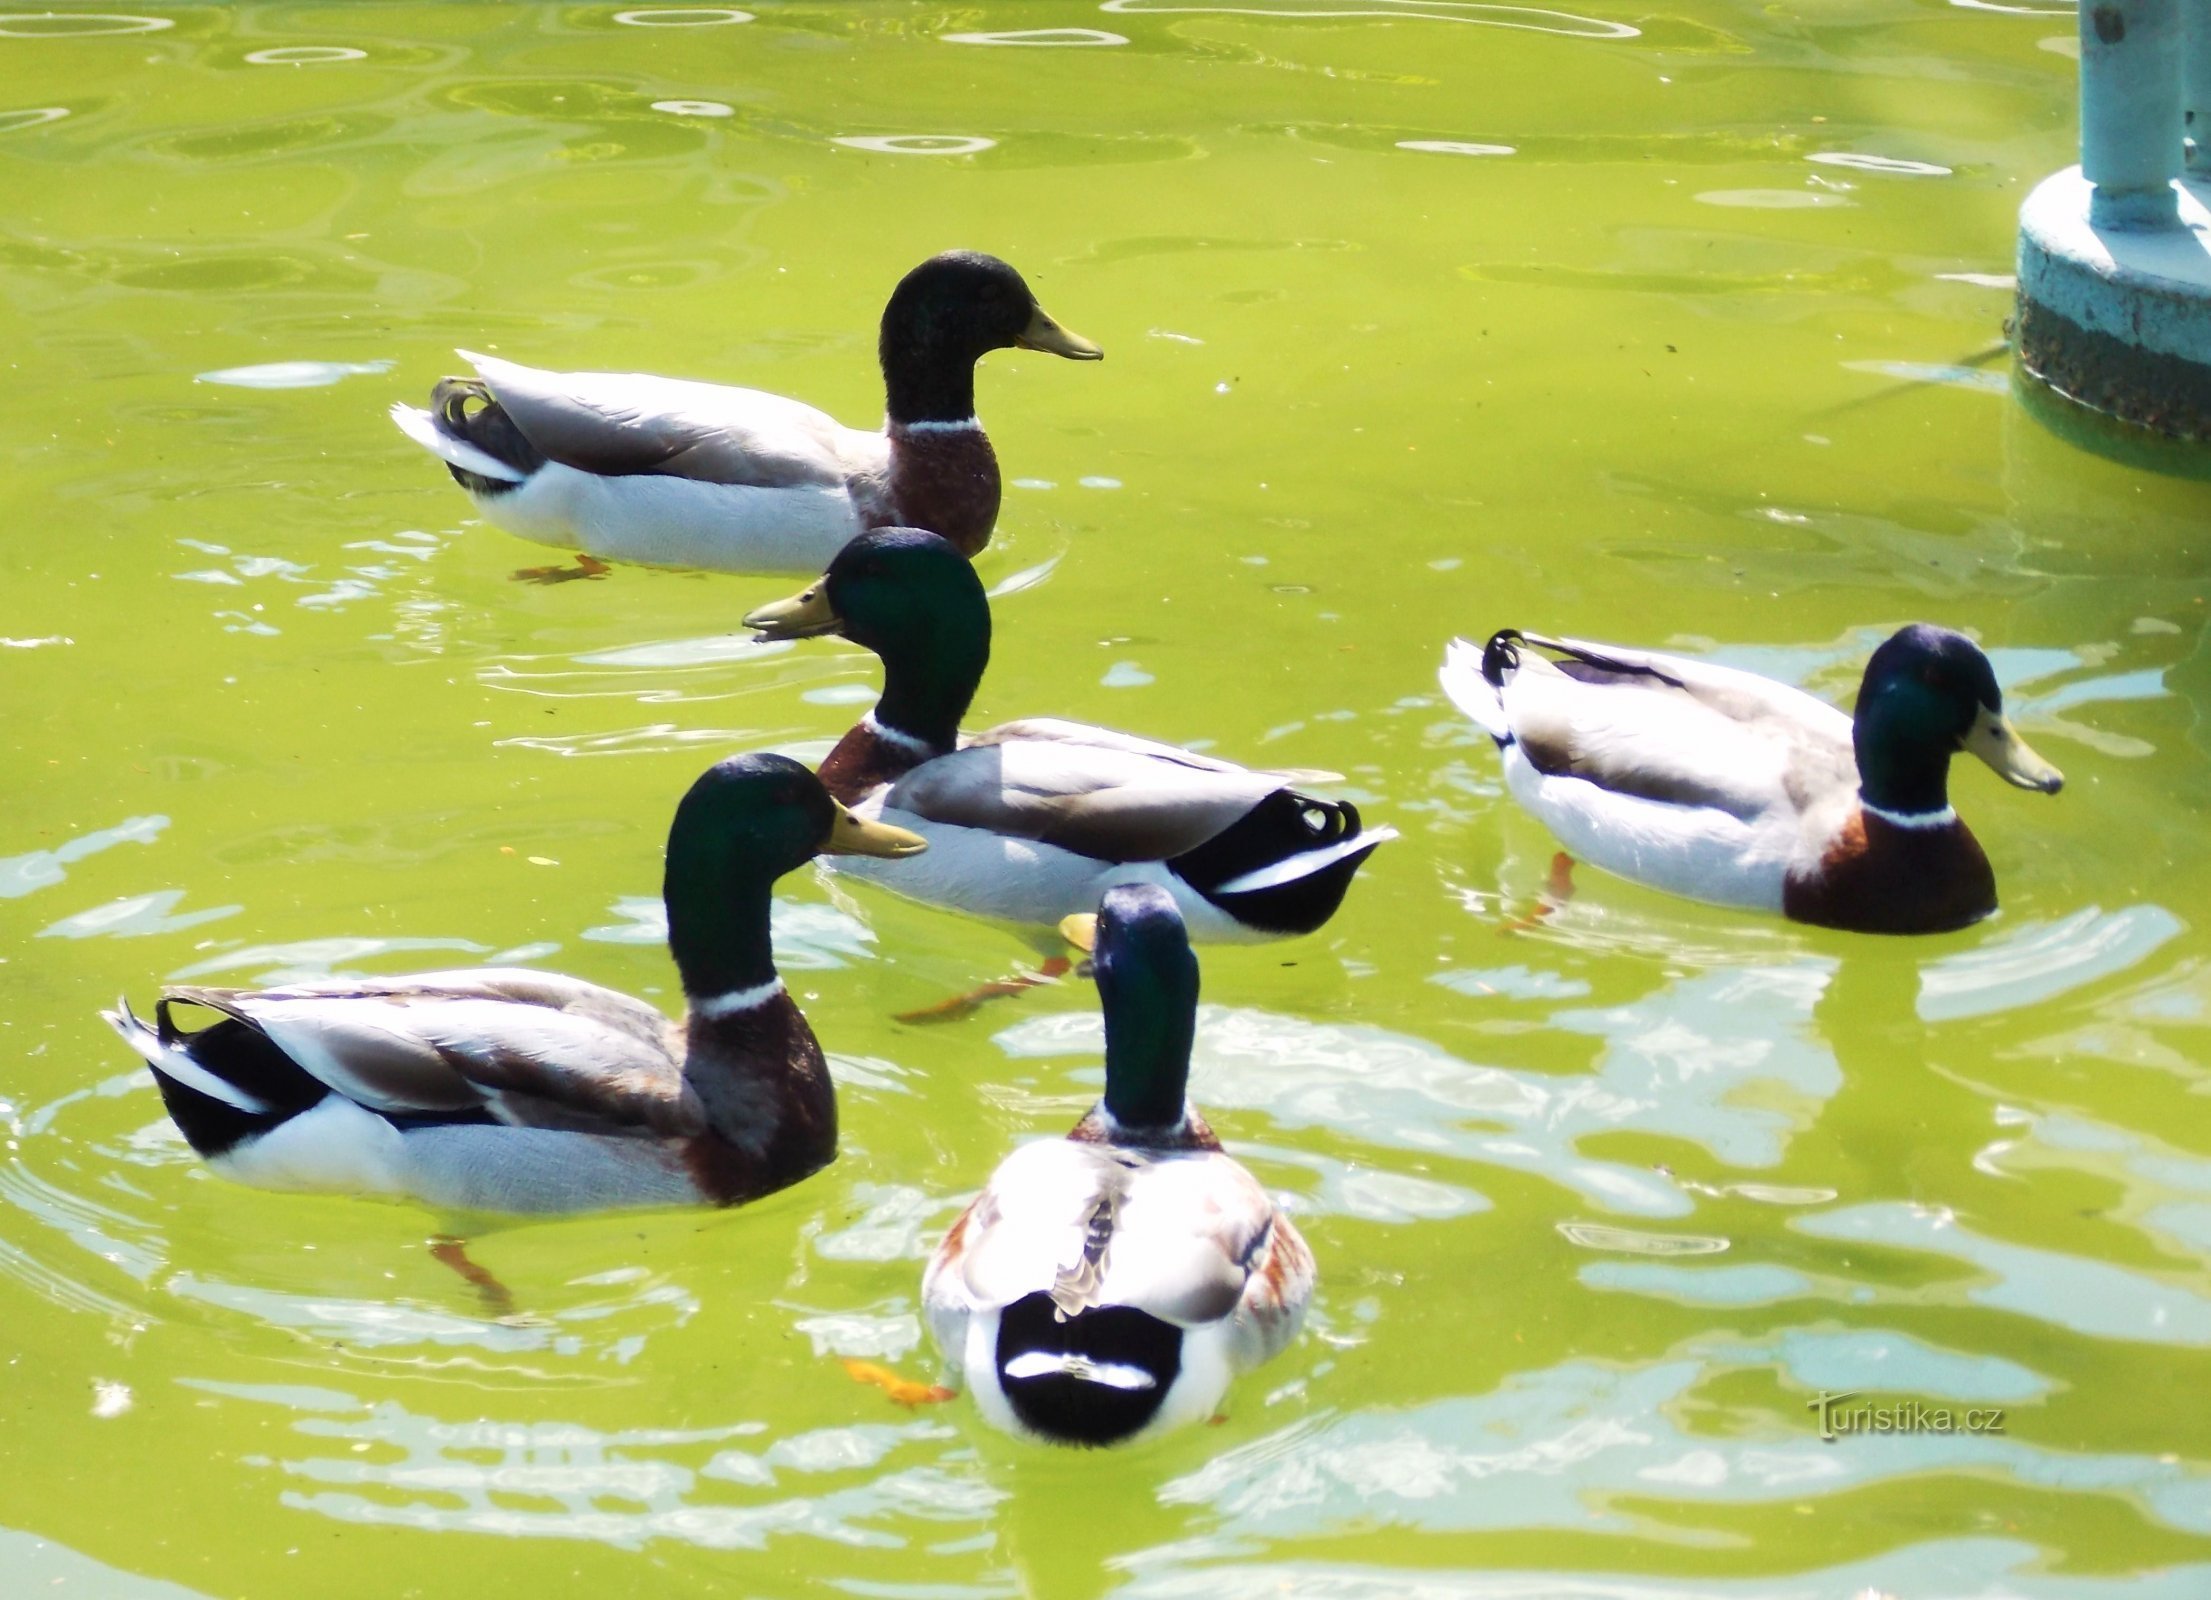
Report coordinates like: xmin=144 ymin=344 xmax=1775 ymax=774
xmin=1853 ymin=624 xmax=2063 ymax=815
xmin=878 ymin=251 xmax=1100 ymax=424
xmin=757 ymin=527 xmax=991 ymax=752
xmin=1093 ymin=884 xmax=1200 ymax=1131
xmin=659 ymin=754 xmax=838 ymax=999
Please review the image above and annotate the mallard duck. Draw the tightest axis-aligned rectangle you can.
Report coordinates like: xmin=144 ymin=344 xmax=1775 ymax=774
xmin=744 ymin=527 xmax=1394 ymax=943
xmin=922 ymin=884 xmax=1313 ymax=1445
xmin=388 ymin=251 xmax=1101 ymax=577
xmin=1439 ymin=625 xmax=2065 ymax=934
xmin=100 ymin=755 xmax=925 ymax=1214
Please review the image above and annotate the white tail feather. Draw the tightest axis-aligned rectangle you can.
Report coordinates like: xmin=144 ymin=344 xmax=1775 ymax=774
xmin=388 ymin=401 xmax=525 ymax=483
xmin=1001 ymin=1350 xmax=1158 ymax=1390
xmin=102 ymin=1000 xmax=274 ymax=1116
xmin=1214 ymin=826 xmax=1396 ymax=897
xmin=1439 ymin=637 xmax=1508 ymax=738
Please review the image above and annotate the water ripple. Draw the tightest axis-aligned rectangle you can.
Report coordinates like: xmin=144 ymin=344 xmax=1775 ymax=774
xmin=1796 ymin=1202 xmax=2211 ymax=1345
xmin=1158 ymin=1356 xmax=2210 ymax=1537
xmin=1098 ymin=0 xmax=1640 ymax=40
xmin=995 ymin=961 xmax=1841 ymax=1218
xmin=188 ymin=1379 xmax=988 ymax=1550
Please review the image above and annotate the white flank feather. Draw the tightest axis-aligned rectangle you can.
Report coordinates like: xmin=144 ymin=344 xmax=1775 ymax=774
xmin=828 ymin=804 xmax=1264 ymax=943
xmin=480 ymin=465 xmax=860 ymax=573
xmin=214 ymin=1095 xmax=405 ymax=1194
xmin=387 ymin=402 xmax=525 ymax=483
xmin=1498 ymin=745 xmax=1795 ymax=912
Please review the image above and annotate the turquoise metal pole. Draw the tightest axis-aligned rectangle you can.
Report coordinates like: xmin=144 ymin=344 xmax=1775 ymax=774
xmin=2185 ymin=0 xmax=2211 ymax=175
xmin=2082 ymin=0 xmax=2182 ymax=228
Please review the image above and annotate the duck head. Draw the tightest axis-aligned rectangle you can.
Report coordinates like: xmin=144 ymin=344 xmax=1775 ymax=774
xmin=879 ymin=251 xmax=1100 ymax=424
xmin=663 ymin=753 xmax=924 ymax=998
xmin=744 ymin=528 xmax=990 ymax=754
xmin=1853 ymin=625 xmax=2064 ymax=819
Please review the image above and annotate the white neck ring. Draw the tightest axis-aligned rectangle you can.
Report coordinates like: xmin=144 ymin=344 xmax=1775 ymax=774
xmin=691 ymin=977 xmax=785 ymax=1019
xmin=893 ymin=415 xmax=981 ymax=435
xmin=1860 ymin=798 xmax=1958 ymax=830
xmin=863 ymin=710 xmax=937 ymax=756
xmin=1095 ymin=1100 xmax=1195 ymax=1142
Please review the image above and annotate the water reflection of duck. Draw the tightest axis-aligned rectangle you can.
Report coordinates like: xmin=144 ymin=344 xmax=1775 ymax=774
xmin=1441 ymin=625 xmax=2064 ymax=933
xmin=747 ymin=528 xmax=1396 ymax=951
xmin=389 ymin=252 xmax=1100 ymax=579
xmin=922 ymin=885 xmax=1313 ymax=1446
xmin=100 ymin=756 xmax=923 ymax=1213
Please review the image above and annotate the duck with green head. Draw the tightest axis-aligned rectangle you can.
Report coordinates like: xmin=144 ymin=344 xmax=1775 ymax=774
xmin=745 ymin=526 xmax=1395 ymax=945
xmin=390 ymin=251 xmax=1101 ymax=578
xmin=101 ymin=755 xmax=925 ymax=1213
xmin=922 ymin=884 xmax=1314 ymax=1446
xmin=1439 ymin=623 xmax=2064 ymax=933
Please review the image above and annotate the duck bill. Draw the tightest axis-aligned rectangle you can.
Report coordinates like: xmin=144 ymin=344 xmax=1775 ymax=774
xmin=1057 ymin=912 xmax=1099 ymax=953
xmin=1016 ymin=307 xmax=1102 ymax=361
xmin=1962 ymin=709 xmax=2064 ymax=794
xmin=826 ymin=803 xmax=927 ymax=859
xmin=744 ymin=583 xmax=842 ymax=641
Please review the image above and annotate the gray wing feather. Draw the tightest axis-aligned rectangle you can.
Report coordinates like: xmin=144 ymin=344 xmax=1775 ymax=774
xmin=948 ymin=1142 xmax=1294 ymax=1335
xmin=1506 ymin=638 xmax=1855 ymax=821
xmin=165 ymin=968 xmax=693 ymax=1138
xmin=963 ymin=719 xmax=1341 ymax=783
xmin=888 ymin=728 xmax=1280 ymax=862
xmin=467 ymin=353 xmax=860 ymax=490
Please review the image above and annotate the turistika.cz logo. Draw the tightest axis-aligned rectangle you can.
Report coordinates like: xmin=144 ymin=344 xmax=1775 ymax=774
xmin=1807 ymin=1391 xmax=2005 ymax=1442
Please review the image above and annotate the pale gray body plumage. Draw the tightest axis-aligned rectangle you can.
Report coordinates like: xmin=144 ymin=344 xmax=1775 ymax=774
xmin=390 ymin=354 xmax=894 ymax=573
xmin=831 ymin=718 xmax=1374 ymax=941
xmin=108 ymin=968 xmax=716 ymax=1214
xmin=1440 ymin=633 xmax=1860 ymax=911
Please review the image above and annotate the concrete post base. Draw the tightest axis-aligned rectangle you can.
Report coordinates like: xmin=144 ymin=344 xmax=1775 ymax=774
xmin=2015 ymin=165 xmax=2211 ymax=439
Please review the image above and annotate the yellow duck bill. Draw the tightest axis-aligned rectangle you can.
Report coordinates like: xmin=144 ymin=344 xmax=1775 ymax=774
xmin=1016 ymin=306 xmax=1103 ymax=361
xmin=1962 ymin=709 xmax=2064 ymax=794
xmin=745 ymin=583 xmax=843 ymax=641
xmin=828 ymin=804 xmax=928 ymax=858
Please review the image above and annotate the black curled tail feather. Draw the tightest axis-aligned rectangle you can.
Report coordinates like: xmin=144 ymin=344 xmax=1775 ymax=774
xmin=430 ymin=377 xmax=543 ymax=494
xmin=1172 ymin=790 xmax=1381 ymax=937
xmin=1482 ymin=629 xmax=1525 ymax=686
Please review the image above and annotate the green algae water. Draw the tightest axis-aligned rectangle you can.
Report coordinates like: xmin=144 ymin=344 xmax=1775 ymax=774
xmin=5 ymin=1 xmax=2211 ymax=1594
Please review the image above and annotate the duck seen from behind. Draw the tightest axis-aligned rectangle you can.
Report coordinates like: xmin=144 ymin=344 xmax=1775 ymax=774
xmin=390 ymin=251 xmax=1101 ymax=578
xmin=745 ymin=527 xmax=1395 ymax=944
xmin=102 ymin=755 xmax=926 ymax=1214
xmin=922 ymin=884 xmax=1314 ymax=1446
xmin=1439 ymin=624 xmax=2063 ymax=934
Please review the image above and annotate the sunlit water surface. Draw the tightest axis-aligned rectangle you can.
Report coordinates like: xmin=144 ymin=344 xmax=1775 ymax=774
xmin=4 ymin=3 xmax=2210 ymax=1596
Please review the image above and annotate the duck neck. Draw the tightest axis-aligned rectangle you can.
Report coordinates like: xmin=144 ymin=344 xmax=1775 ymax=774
xmin=881 ymin=341 xmax=978 ymax=428
xmin=665 ymin=872 xmax=779 ymax=1007
xmin=873 ymin=628 xmax=987 ymax=755
xmin=1100 ymin=976 xmax=1197 ymax=1135
xmin=1855 ymin=711 xmax=1954 ymax=820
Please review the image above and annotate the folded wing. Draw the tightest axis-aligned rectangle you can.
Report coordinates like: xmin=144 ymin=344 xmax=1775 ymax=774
xmin=887 ymin=722 xmax=1286 ymax=862
xmin=164 ymin=967 xmax=693 ymax=1138
xmin=952 ymin=1142 xmax=1283 ymax=1333
xmin=461 ymin=351 xmax=878 ymax=490
xmin=1496 ymin=634 xmax=1854 ymax=820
